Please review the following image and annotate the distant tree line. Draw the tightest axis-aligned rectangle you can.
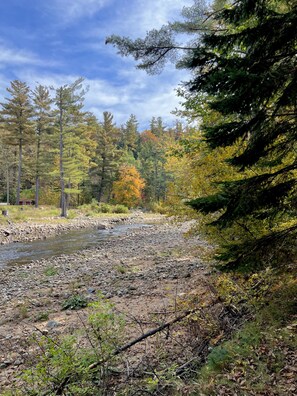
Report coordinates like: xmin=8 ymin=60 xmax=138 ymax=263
xmin=0 ymin=78 xmax=190 ymax=216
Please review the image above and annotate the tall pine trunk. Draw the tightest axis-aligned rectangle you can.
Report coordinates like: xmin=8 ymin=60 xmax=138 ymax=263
xmin=6 ymin=166 xmax=10 ymax=205
xmin=98 ymin=155 xmax=106 ymax=202
xmin=35 ymin=138 xmax=40 ymax=208
xmin=16 ymin=136 xmax=23 ymax=205
xmin=59 ymin=105 xmax=67 ymax=217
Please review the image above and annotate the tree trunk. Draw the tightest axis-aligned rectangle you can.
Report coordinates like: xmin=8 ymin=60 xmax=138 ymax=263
xmin=59 ymin=105 xmax=67 ymax=217
xmin=35 ymin=176 xmax=39 ymax=208
xmin=35 ymin=138 xmax=41 ymax=208
xmin=16 ymin=137 xmax=23 ymax=205
xmin=6 ymin=166 xmax=9 ymax=205
xmin=98 ymin=156 xmax=106 ymax=202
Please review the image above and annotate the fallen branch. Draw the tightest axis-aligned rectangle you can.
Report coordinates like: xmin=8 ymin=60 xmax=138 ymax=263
xmin=88 ymin=308 xmax=199 ymax=370
xmin=51 ymin=309 xmax=200 ymax=394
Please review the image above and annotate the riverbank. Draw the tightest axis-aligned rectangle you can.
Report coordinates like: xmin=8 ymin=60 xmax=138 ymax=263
xmin=0 ymin=210 xmax=151 ymax=245
xmin=0 ymin=214 xmax=296 ymax=395
xmin=0 ymin=214 xmax=214 ymax=392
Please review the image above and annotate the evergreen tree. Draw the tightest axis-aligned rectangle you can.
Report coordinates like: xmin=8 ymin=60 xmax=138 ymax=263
xmin=138 ymin=130 xmax=167 ymax=203
xmin=0 ymin=141 xmax=16 ymax=203
xmin=63 ymin=123 xmax=92 ymax=206
xmin=183 ymin=0 xmax=297 ymax=270
xmin=150 ymin=116 xmax=167 ymax=138
xmin=52 ymin=78 xmax=86 ymax=217
xmin=122 ymin=114 xmax=139 ymax=158
xmin=32 ymin=84 xmax=53 ymax=207
xmin=0 ymin=80 xmax=34 ymax=205
xmin=94 ymin=111 xmax=121 ymax=202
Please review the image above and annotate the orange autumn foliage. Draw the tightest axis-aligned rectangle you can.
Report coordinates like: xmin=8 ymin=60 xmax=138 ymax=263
xmin=112 ymin=165 xmax=145 ymax=208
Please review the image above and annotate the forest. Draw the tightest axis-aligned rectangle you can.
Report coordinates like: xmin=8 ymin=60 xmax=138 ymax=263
xmin=0 ymin=78 xmax=189 ymax=215
xmin=0 ymin=0 xmax=296 ymax=394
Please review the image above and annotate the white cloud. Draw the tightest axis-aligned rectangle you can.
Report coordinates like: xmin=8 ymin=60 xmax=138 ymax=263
xmin=12 ymin=69 xmax=186 ymax=129
xmin=86 ymin=0 xmax=193 ymax=39
xmin=84 ymin=67 xmax=187 ymax=127
xmin=48 ymin=0 xmax=113 ymax=23
xmin=110 ymin=0 xmax=193 ymax=37
xmin=0 ymin=46 xmax=44 ymax=67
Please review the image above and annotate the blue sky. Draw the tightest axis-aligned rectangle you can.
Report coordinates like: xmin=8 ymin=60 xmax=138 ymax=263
xmin=0 ymin=0 xmax=193 ymax=130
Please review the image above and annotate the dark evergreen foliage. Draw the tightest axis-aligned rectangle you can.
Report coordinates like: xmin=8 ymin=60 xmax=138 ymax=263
xmin=186 ymin=0 xmax=297 ymax=269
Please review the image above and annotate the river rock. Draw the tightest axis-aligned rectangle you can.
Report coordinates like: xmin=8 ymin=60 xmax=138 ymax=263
xmin=46 ymin=320 xmax=62 ymax=329
xmin=97 ymin=223 xmax=107 ymax=230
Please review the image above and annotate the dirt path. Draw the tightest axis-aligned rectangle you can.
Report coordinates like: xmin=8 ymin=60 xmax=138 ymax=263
xmin=0 ymin=216 xmax=214 ymax=391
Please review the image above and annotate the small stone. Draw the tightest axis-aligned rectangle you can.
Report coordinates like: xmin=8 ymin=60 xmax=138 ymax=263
xmin=0 ymin=361 xmax=12 ymax=368
xmin=14 ymin=359 xmax=23 ymax=366
xmin=46 ymin=320 xmax=61 ymax=329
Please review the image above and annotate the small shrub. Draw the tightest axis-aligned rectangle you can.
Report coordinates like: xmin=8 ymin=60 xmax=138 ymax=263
xmin=90 ymin=198 xmax=99 ymax=211
xmin=61 ymin=294 xmax=88 ymax=310
xmin=149 ymin=201 xmax=168 ymax=214
xmin=67 ymin=210 xmax=77 ymax=219
xmin=20 ymin=295 xmax=125 ymax=395
xmin=34 ymin=311 xmax=49 ymax=322
xmin=207 ymin=346 xmax=232 ymax=371
xmin=17 ymin=303 xmax=29 ymax=319
xmin=112 ymin=204 xmax=129 ymax=214
xmin=98 ymin=203 xmax=112 ymax=213
xmin=115 ymin=265 xmax=127 ymax=274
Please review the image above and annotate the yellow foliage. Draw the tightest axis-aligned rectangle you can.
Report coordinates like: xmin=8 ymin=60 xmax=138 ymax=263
xmin=112 ymin=165 xmax=145 ymax=208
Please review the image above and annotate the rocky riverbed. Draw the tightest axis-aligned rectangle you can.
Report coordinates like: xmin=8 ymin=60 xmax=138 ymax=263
xmin=0 ymin=214 xmax=215 ymax=392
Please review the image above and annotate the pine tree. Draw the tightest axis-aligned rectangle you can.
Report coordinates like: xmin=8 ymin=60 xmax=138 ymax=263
xmin=0 ymin=80 xmax=34 ymax=205
xmin=150 ymin=116 xmax=166 ymax=137
xmin=122 ymin=114 xmax=139 ymax=158
xmin=185 ymin=0 xmax=297 ymax=270
xmin=0 ymin=141 xmax=16 ymax=203
xmin=52 ymin=78 xmax=86 ymax=217
xmin=138 ymin=130 xmax=167 ymax=203
xmin=94 ymin=112 xmax=121 ymax=202
xmin=32 ymin=84 xmax=53 ymax=207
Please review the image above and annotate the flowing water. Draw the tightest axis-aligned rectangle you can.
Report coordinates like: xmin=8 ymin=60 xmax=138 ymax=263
xmin=0 ymin=223 xmax=149 ymax=268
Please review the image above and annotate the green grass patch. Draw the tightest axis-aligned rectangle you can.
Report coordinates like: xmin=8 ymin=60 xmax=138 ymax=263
xmin=43 ymin=266 xmax=58 ymax=277
xmin=0 ymin=203 xmax=131 ymax=225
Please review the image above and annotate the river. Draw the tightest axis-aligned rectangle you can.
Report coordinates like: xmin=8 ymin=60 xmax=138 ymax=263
xmin=0 ymin=223 xmax=150 ymax=267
